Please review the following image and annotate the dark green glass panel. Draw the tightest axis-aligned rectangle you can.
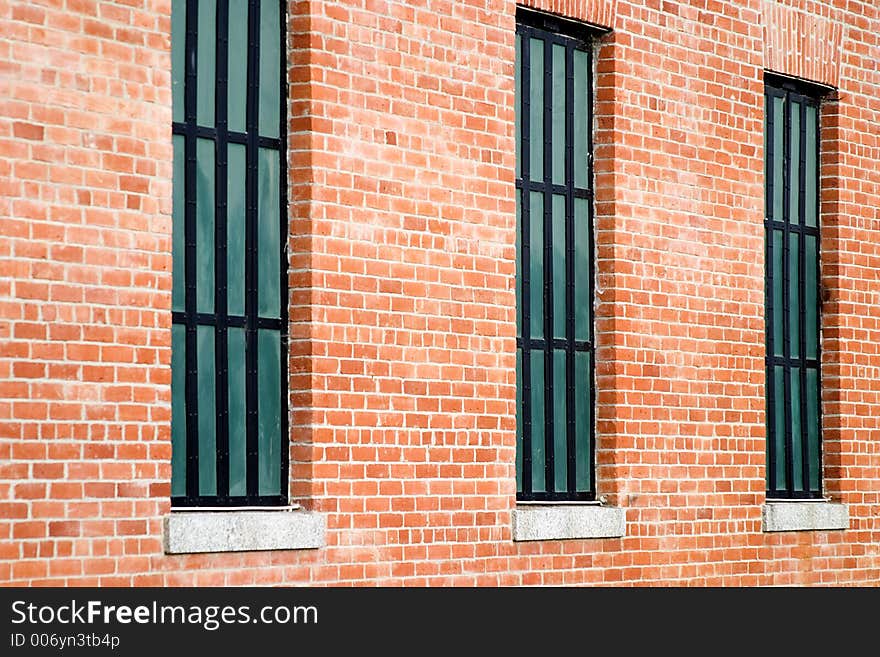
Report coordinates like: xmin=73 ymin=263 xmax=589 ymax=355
xmin=228 ymin=0 xmax=248 ymax=133
xmin=773 ymin=365 xmax=786 ymax=490
xmin=575 ymin=351 xmax=591 ymax=492
xmin=573 ymin=48 xmax=589 ymax=189
xmin=258 ymin=329 xmax=282 ymax=496
xmin=171 ymin=324 xmax=186 ymax=498
xmin=806 ymin=367 xmax=820 ymax=492
xmin=529 ymin=350 xmax=545 ymax=493
xmin=790 ymin=366 xmax=803 ymax=492
xmin=529 ymin=37 xmax=543 ymax=181
xmin=259 ymin=0 xmax=281 ymax=139
xmin=772 ymin=229 xmax=783 ymax=357
xmin=574 ymin=197 xmax=590 ymax=341
xmin=789 ymin=232 xmax=799 ymax=358
xmin=515 ymin=189 xmax=521 ymax=337
xmin=515 ymin=33 xmax=521 ymax=181
xmin=772 ymin=96 xmax=784 ymax=221
xmin=197 ymin=0 xmax=216 ymax=127
xmin=805 ymin=234 xmax=818 ymax=359
xmin=171 ymin=0 xmax=185 ymax=124
xmin=553 ymin=350 xmax=567 ymax=492
xmin=805 ymin=104 xmax=818 ymax=228
xmin=515 ymin=347 xmax=523 ymax=493
xmin=196 ymin=138 xmax=215 ymax=314
xmin=551 ymin=44 xmax=565 ymax=186
xmin=227 ymin=143 xmax=246 ymax=316
xmin=789 ymin=100 xmax=801 ymax=225
xmin=228 ymin=327 xmax=247 ymax=497
xmin=172 ymin=135 xmax=185 ymax=313
xmin=197 ymin=325 xmax=217 ymax=497
xmin=529 ymin=191 xmax=543 ymax=339
xmin=258 ymin=147 xmax=281 ymax=318
xmin=552 ymin=194 xmax=566 ymax=339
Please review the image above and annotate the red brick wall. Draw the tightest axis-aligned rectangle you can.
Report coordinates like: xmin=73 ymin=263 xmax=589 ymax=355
xmin=1 ymin=0 xmax=878 ymax=586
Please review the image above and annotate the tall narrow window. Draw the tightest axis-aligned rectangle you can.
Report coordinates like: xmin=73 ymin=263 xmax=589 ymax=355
xmin=764 ymin=76 xmax=823 ymax=499
xmin=171 ymin=0 xmax=287 ymax=506
xmin=515 ymin=10 xmax=595 ymax=501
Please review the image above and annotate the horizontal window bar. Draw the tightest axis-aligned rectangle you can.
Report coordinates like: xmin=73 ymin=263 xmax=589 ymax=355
xmin=764 ymin=218 xmax=820 ymax=236
xmin=766 ymin=356 xmax=819 ymax=369
xmin=171 ymin=494 xmax=287 ymax=507
xmin=172 ymin=311 xmax=283 ymax=330
xmin=516 ymin=178 xmax=592 ymax=198
xmin=517 ymin=337 xmax=592 ymax=352
xmin=516 ymin=491 xmax=595 ymax=503
xmin=172 ymin=121 xmax=282 ymax=149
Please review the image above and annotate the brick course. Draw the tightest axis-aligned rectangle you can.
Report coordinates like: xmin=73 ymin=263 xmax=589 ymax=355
xmin=0 ymin=0 xmax=878 ymax=586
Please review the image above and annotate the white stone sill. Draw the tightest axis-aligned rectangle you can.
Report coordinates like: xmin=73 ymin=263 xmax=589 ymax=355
xmin=163 ymin=507 xmax=326 ymax=554
xmin=762 ymin=500 xmax=849 ymax=532
xmin=512 ymin=504 xmax=626 ymax=541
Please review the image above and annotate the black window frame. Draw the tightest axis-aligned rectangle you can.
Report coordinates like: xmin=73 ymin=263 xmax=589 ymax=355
xmin=170 ymin=0 xmax=288 ymax=508
xmin=764 ymin=72 xmax=828 ymax=500
xmin=515 ymin=8 xmax=598 ymax=502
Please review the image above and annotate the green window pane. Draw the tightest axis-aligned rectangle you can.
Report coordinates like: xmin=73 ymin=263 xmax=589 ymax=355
xmin=789 ymin=232 xmax=799 ymax=359
xmin=573 ymin=49 xmax=589 ymax=188
xmin=575 ymin=351 xmax=591 ymax=492
xmin=790 ymin=366 xmax=803 ymax=492
xmin=258 ymin=147 xmax=281 ymax=318
xmin=172 ymin=135 xmax=185 ymax=313
xmin=228 ymin=327 xmax=247 ymax=497
xmin=197 ymin=325 xmax=216 ymax=497
xmin=227 ymin=143 xmax=246 ymax=316
xmin=515 ymin=347 xmax=523 ymax=493
xmin=772 ymin=229 xmax=783 ymax=356
xmin=805 ymin=234 xmax=818 ymax=359
xmin=806 ymin=367 xmax=820 ymax=492
xmin=529 ymin=37 xmax=543 ymax=181
xmin=258 ymin=329 xmax=282 ymax=496
xmin=515 ymin=33 xmax=521 ymax=180
xmin=259 ymin=0 xmax=281 ymax=138
xmin=197 ymin=0 xmax=216 ymax=127
xmin=805 ymin=104 xmax=818 ymax=228
xmin=789 ymin=100 xmax=800 ymax=225
xmin=574 ymin=197 xmax=590 ymax=341
xmin=171 ymin=0 xmax=185 ymax=124
xmin=553 ymin=350 xmax=567 ymax=492
xmin=529 ymin=350 xmax=545 ymax=493
xmin=773 ymin=365 xmax=786 ymax=491
xmin=772 ymin=96 xmax=784 ymax=221
xmin=171 ymin=324 xmax=186 ymax=498
xmin=196 ymin=138 xmax=215 ymax=314
xmin=515 ymin=189 xmax=521 ymax=337
xmin=551 ymin=44 xmax=565 ymax=186
xmin=228 ymin=0 xmax=248 ymax=133
xmin=529 ymin=191 xmax=543 ymax=339
xmin=552 ymin=194 xmax=566 ymax=339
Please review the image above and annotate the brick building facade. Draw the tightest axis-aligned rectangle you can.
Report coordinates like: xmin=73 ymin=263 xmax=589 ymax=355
xmin=1 ymin=0 xmax=878 ymax=585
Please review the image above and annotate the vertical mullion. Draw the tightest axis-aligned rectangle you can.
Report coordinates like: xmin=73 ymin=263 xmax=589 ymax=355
xmin=245 ymin=0 xmax=261 ymax=500
xmin=781 ymin=90 xmax=794 ymax=498
xmin=519 ymin=28 xmax=532 ymax=498
xmin=797 ymin=98 xmax=809 ymax=492
xmin=813 ymin=98 xmax=823 ymax=496
xmin=215 ymin=0 xmax=230 ymax=500
xmin=184 ymin=0 xmax=200 ymax=501
xmin=564 ymin=42 xmax=576 ymax=495
xmin=542 ymin=35 xmax=554 ymax=493
xmin=765 ymin=90 xmax=777 ymax=495
xmin=586 ymin=42 xmax=596 ymax=497
xmin=278 ymin=1 xmax=289 ymax=502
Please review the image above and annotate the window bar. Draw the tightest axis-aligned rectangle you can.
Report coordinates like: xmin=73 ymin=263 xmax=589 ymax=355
xmin=542 ymin=36 xmax=555 ymax=494
xmin=797 ymin=96 xmax=809 ymax=493
xmin=585 ymin=42 xmax=596 ymax=497
xmin=781 ymin=90 xmax=794 ymax=498
xmin=245 ymin=0 xmax=261 ymax=499
xmin=184 ymin=0 xmax=200 ymax=500
xmin=278 ymin=1 xmax=289 ymax=502
xmin=519 ymin=28 xmax=533 ymax=498
xmin=564 ymin=41 xmax=576 ymax=494
xmin=813 ymin=98 xmax=823 ymax=497
xmin=764 ymin=90 xmax=777 ymax=495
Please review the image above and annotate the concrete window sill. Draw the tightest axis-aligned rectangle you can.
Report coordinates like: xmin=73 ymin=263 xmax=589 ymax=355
xmin=163 ymin=508 xmax=326 ymax=554
xmin=512 ymin=504 xmax=626 ymax=542
xmin=762 ymin=501 xmax=849 ymax=532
